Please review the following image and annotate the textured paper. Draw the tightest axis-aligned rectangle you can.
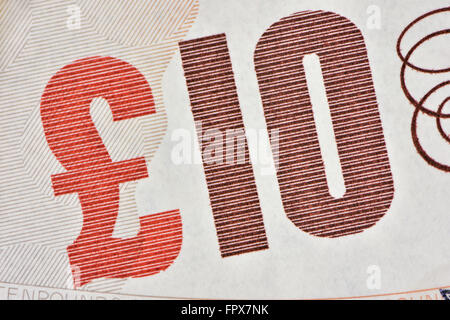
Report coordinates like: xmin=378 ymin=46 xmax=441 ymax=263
xmin=0 ymin=0 xmax=449 ymax=299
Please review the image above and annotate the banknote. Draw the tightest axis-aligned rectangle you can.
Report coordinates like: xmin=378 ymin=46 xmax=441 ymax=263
xmin=0 ymin=281 xmax=157 ymax=300
xmin=0 ymin=0 xmax=449 ymax=300
xmin=1 ymin=280 xmax=448 ymax=300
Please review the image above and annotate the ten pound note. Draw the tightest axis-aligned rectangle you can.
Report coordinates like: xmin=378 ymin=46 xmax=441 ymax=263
xmin=0 ymin=0 xmax=449 ymax=300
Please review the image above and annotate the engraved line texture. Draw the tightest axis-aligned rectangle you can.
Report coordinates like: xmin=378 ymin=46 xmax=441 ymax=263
xmin=179 ymin=34 xmax=269 ymax=257
xmin=254 ymin=10 xmax=394 ymax=237
xmin=0 ymin=0 xmax=198 ymax=293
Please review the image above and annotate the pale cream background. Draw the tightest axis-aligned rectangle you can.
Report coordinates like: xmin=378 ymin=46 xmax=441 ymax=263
xmin=0 ymin=0 xmax=448 ymax=299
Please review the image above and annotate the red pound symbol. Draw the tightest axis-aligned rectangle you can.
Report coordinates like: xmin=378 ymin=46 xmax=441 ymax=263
xmin=40 ymin=56 xmax=182 ymax=288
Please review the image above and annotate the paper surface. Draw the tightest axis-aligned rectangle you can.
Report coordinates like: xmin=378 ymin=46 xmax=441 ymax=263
xmin=0 ymin=0 xmax=449 ymax=299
